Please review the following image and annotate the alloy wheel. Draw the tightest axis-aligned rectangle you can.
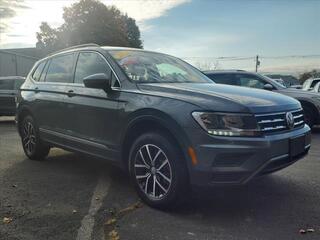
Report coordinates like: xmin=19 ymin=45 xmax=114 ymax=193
xmin=22 ymin=120 xmax=36 ymax=155
xmin=134 ymin=144 xmax=172 ymax=200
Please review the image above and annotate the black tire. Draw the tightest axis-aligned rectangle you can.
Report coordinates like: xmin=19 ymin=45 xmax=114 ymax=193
xmin=302 ymin=105 xmax=315 ymax=128
xmin=20 ymin=115 xmax=50 ymax=161
xmin=129 ymin=132 xmax=189 ymax=210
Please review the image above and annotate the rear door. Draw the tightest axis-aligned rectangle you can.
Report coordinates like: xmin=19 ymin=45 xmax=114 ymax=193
xmin=0 ymin=78 xmax=15 ymax=115
xmin=32 ymin=53 xmax=76 ymax=136
xmin=63 ymin=51 xmax=120 ymax=159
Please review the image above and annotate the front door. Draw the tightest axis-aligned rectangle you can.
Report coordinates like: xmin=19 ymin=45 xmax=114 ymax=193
xmin=63 ymin=51 xmax=120 ymax=160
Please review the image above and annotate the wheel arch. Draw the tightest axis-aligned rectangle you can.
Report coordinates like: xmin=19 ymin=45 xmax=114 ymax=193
xmin=120 ymin=109 xmax=192 ymax=173
xmin=298 ymin=99 xmax=320 ymax=124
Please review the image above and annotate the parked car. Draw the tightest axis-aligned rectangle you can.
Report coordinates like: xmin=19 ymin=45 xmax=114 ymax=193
xmin=302 ymin=78 xmax=320 ymax=91
xmin=0 ymin=76 xmax=25 ymax=116
xmin=17 ymin=45 xmax=311 ymax=209
xmin=204 ymin=70 xmax=320 ymax=128
xmin=312 ymin=82 xmax=320 ymax=93
xmin=264 ymin=73 xmax=300 ymax=87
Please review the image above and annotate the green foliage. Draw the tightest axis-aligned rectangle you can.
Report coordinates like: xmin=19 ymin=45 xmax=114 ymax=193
xmin=299 ymin=70 xmax=320 ymax=83
xmin=36 ymin=0 xmax=142 ymax=53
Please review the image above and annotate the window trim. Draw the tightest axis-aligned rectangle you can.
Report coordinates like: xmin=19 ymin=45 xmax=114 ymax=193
xmin=44 ymin=52 xmax=76 ymax=84
xmin=30 ymin=60 xmax=47 ymax=82
xmin=73 ymin=50 xmax=122 ymax=90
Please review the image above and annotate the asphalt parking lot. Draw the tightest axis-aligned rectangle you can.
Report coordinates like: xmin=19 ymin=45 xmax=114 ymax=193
xmin=1 ymin=117 xmax=320 ymax=240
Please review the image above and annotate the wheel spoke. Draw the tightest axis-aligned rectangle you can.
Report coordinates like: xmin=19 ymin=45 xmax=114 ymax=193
xmin=146 ymin=145 xmax=153 ymax=164
xmin=136 ymin=173 xmax=151 ymax=179
xmin=152 ymin=149 xmax=161 ymax=164
xmin=23 ymin=124 xmax=28 ymax=135
xmin=152 ymin=176 xmax=156 ymax=197
xmin=155 ymin=178 xmax=167 ymax=193
xmin=157 ymin=159 xmax=168 ymax=171
xmin=134 ymin=164 xmax=149 ymax=168
xmin=22 ymin=136 xmax=29 ymax=143
xmin=144 ymin=174 xmax=151 ymax=193
xmin=139 ymin=150 xmax=150 ymax=168
xmin=27 ymin=122 xmax=32 ymax=134
xmin=157 ymin=171 xmax=171 ymax=183
xmin=30 ymin=138 xmax=36 ymax=145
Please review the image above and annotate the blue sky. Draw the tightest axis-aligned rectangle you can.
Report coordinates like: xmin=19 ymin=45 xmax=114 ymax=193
xmin=143 ymin=0 xmax=319 ymax=56
xmin=1 ymin=0 xmax=319 ymax=73
xmin=142 ymin=0 xmax=320 ymax=72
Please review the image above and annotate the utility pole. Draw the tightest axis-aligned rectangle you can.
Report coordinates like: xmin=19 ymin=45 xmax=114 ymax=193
xmin=255 ymin=55 xmax=260 ymax=72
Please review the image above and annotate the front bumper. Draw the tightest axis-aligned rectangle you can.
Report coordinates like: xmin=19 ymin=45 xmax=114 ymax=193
xmin=187 ymin=124 xmax=311 ymax=187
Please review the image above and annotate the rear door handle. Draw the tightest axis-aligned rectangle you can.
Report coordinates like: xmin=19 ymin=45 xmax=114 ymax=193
xmin=67 ymin=90 xmax=75 ymax=97
xmin=34 ymin=87 xmax=40 ymax=93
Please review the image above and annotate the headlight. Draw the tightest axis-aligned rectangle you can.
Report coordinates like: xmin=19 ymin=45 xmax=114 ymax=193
xmin=192 ymin=112 xmax=261 ymax=137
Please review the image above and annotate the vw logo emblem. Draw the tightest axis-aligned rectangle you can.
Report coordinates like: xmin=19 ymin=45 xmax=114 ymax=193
xmin=286 ymin=112 xmax=294 ymax=129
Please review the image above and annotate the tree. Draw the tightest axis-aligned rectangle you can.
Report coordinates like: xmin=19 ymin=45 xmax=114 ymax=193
xmin=299 ymin=69 xmax=320 ymax=83
xmin=36 ymin=0 xmax=142 ymax=53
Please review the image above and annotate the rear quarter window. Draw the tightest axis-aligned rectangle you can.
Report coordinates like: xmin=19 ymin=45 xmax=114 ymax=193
xmin=32 ymin=61 xmax=46 ymax=81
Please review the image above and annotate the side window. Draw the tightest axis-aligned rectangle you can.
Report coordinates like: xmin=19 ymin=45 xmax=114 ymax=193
xmin=45 ymin=54 xmax=75 ymax=83
xmin=32 ymin=61 xmax=46 ymax=81
xmin=237 ymin=74 xmax=266 ymax=89
xmin=310 ymin=80 xmax=320 ymax=88
xmin=40 ymin=60 xmax=50 ymax=82
xmin=0 ymin=79 xmax=14 ymax=90
xmin=207 ymin=74 xmax=238 ymax=85
xmin=74 ymin=52 xmax=111 ymax=84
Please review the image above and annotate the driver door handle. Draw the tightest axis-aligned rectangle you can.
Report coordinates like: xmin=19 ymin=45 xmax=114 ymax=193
xmin=67 ymin=90 xmax=75 ymax=97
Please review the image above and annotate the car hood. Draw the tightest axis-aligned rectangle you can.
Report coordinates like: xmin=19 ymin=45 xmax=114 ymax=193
xmin=137 ymin=83 xmax=300 ymax=113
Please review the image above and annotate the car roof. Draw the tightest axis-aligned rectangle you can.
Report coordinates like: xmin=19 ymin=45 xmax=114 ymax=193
xmin=44 ymin=44 xmax=173 ymax=60
xmin=203 ymin=70 xmax=249 ymax=74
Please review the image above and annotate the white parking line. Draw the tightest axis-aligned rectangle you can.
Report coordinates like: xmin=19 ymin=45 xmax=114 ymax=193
xmin=76 ymin=175 xmax=110 ymax=240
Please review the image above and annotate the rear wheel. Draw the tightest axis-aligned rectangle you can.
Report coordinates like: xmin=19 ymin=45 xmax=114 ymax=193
xmin=302 ymin=105 xmax=315 ymax=128
xmin=20 ymin=115 xmax=50 ymax=161
xmin=129 ymin=132 xmax=189 ymax=209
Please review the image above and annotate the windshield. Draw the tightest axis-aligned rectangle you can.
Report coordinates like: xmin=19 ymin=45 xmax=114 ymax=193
xmin=109 ymin=50 xmax=211 ymax=83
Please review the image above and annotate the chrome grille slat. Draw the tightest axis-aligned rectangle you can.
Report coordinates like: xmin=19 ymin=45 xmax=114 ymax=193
xmin=294 ymin=120 xmax=304 ymax=126
xmin=258 ymin=118 xmax=284 ymax=124
xmin=255 ymin=109 xmax=304 ymax=134
xmin=294 ymin=114 xmax=303 ymax=119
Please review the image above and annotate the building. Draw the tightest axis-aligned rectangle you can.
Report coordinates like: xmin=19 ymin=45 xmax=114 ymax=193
xmin=0 ymin=48 xmax=43 ymax=77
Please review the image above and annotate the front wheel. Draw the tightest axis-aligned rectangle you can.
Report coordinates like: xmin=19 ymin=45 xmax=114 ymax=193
xmin=129 ymin=132 xmax=189 ymax=209
xmin=20 ymin=116 xmax=50 ymax=161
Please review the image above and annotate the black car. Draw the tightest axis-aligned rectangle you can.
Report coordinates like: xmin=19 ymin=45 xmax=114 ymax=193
xmin=0 ymin=76 xmax=25 ymax=116
xmin=204 ymin=70 xmax=320 ymax=128
xmin=16 ymin=45 xmax=310 ymax=209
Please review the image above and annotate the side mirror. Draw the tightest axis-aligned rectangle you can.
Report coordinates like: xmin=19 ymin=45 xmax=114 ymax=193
xmin=83 ymin=73 xmax=111 ymax=92
xmin=263 ymin=83 xmax=274 ymax=91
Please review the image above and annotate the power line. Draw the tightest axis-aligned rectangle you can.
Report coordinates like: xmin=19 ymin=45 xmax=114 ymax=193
xmin=182 ymin=54 xmax=320 ymax=60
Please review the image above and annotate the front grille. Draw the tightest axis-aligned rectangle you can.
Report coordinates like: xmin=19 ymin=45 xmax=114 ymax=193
xmin=255 ymin=109 xmax=304 ymax=134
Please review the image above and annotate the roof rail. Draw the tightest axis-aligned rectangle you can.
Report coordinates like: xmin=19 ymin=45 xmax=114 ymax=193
xmin=48 ymin=43 xmax=100 ymax=56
